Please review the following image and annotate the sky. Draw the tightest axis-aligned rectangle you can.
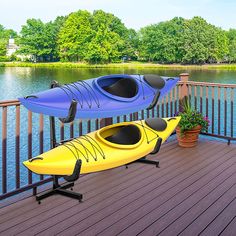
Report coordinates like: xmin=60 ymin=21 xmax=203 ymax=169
xmin=1 ymin=0 xmax=236 ymax=32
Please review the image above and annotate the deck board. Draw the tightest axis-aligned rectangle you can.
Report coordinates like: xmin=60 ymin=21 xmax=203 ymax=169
xmin=0 ymin=139 xmax=235 ymax=236
xmin=188 ymin=197 xmax=236 ymax=236
xmin=15 ymin=141 xmax=214 ymax=235
xmin=58 ymin=142 xmax=230 ymax=236
xmin=218 ymin=216 xmax=236 ymax=236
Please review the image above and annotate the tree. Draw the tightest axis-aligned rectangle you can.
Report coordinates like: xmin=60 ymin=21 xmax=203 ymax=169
xmin=20 ymin=19 xmax=49 ymax=61
xmin=227 ymin=29 xmax=236 ymax=62
xmin=85 ymin=29 xmax=123 ymax=63
xmin=139 ymin=16 xmax=229 ymax=64
xmin=0 ymin=40 xmax=6 ymax=56
xmin=139 ymin=17 xmax=185 ymax=63
xmin=180 ymin=17 xmax=228 ymax=64
xmin=85 ymin=10 xmax=126 ymax=63
xmin=19 ymin=17 xmax=65 ymax=61
xmin=58 ymin=9 xmax=129 ymax=63
xmin=122 ymin=28 xmax=140 ymax=60
xmin=47 ymin=16 xmax=67 ymax=61
xmin=58 ymin=10 xmax=93 ymax=61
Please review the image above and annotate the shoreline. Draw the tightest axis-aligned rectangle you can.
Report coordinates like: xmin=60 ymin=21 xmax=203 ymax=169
xmin=1 ymin=62 xmax=236 ymax=70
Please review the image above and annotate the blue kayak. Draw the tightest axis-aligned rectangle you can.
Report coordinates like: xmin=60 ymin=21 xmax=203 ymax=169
xmin=19 ymin=74 xmax=179 ymax=120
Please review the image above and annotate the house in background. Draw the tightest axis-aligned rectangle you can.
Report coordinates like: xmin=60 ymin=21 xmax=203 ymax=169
xmin=6 ymin=36 xmax=32 ymax=61
xmin=6 ymin=36 xmax=19 ymax=57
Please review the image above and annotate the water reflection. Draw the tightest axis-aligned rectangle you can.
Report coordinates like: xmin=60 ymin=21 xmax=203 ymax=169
xmin=0 ymin=67 xmax=236 ymax=100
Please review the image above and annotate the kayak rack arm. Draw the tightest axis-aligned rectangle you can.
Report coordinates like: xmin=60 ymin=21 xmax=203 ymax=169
xmin=59 ymin=99 xmax=77 ymax=123
xmin=150 ymin=137 xmax=162 ymax=155
xmin=50 ymin=80 xmax=78 ymax=124
xmin=146 ymin=90 xmax=160 ymax=110
xmin=126 ymin=138 xmax=162 ymax=168
xmin=63 ymin=159 xmax=82 ymax=182
xmin=50 ymin=80 xmax=60 ymax=88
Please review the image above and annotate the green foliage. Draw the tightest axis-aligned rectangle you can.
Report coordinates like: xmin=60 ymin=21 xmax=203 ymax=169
xmin=177 ymin=96 xmax=210 ymax=135
xmin=123 ymin=29 xmax=140 ymax=60
xmin=0 ymin=40 xmax=7 ymax=56
xmin=139 ymin=17 xmax=185 ymax=63
xmin=58 ymin=10 xmax=93 ymax=62
xmin=227 ymin=29 xmax=236 ymax=62
xmin=20 ymin=19 xmax=50 ymax=60
xmin=0 ymin=56 xmax=8 ymax=62
xmin=86 ymin=10 xmax=125 ymax=63
xmin=139 ymin=16 xmax=230 ymax=64
xmin=0 ymin=24 xmax=17 ymax=40
xmin=20 ymin=17 xmax=66 ymax=61
xmin=58 ymin=10 xmax=129 ymax=63
xmin=180 ymin=17 xmax=229 ymax=64
xmin=2 ymin=12 xmax=236 ymax=64
xmin=48 ymin=16 xmax=67 ymax=61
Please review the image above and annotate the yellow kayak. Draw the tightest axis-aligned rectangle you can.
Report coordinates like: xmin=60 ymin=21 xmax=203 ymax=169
xmin=23 ymin=116 xmax=180 ymax=176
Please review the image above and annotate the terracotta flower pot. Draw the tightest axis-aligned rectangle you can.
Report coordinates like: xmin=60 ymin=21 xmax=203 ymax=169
xmin=176 ymin=125 xmax=202 ymax=148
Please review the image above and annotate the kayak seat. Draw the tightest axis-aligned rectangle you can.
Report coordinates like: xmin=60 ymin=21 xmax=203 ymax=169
xmin=103 ymin=78 xmax=138 ymax=98
xmin=143 ymin=74 xmax=165 ymax=89
xmin=105 ymin=125 xmax=141 ymax=145
xmin=145 ymin=118 xmax=167 ymax=131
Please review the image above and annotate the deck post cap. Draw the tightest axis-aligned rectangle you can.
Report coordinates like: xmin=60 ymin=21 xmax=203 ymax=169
xmin=179 ymin=73 xmax=189 ymax=82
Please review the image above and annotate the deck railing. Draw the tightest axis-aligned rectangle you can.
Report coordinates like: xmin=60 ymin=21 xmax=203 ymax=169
xmin=1 ymin=73 xmax=236 ymax=201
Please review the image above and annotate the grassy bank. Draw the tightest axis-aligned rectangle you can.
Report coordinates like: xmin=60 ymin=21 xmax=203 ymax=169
xmin=1 ymin=62 xmax=236 ymax=70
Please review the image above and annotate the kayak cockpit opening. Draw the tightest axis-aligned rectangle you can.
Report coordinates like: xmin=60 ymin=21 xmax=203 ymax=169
xmin=145 ymin=118 xmax=167 ymax=131
xmin=103 ymin=78 xmax=137 ymax=98
xmin=95 ymin=75 xmax=138 ymax=100
xmin=100 ymin=125 xmax=141 ymax=145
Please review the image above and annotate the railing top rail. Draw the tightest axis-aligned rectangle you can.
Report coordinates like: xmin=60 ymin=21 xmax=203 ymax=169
xmin=0 ymin=99 xmax=20 ymax=107
xmin=186 ymin=81 xmax=236 ymax=88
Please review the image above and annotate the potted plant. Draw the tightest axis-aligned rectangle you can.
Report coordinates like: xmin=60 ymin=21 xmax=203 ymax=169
xmin=176 ymin=96 xmax=210 ymax=147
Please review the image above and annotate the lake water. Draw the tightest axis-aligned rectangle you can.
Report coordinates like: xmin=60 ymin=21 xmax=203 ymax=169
xmin=1 ymin=67 xmax=236 ymax=195
xmin=1 ymin=67 xmax=236 ymax=100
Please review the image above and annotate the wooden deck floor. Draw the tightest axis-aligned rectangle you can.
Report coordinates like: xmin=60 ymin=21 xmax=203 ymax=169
xmin=0 ymin=138 xmax=236 ymax=236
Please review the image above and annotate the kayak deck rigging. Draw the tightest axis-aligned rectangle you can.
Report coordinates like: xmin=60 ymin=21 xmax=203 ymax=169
xmin=62 ymin=135 xmax=106 ymax=163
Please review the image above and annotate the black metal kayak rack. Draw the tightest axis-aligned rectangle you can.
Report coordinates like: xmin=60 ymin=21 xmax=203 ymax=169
xmin=35 ymin=80 xmax=161 ymax=204
xmin=35 ymin=81 xmax=83 ymax=204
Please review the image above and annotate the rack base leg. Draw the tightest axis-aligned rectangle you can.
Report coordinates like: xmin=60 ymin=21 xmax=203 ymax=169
xmin=126 ymin=157 xmax=159 ymax=168
xmin=36 ymin=180 xmax=82 ymax=204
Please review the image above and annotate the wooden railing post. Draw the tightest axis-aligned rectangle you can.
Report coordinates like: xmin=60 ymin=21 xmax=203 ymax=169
xmin=2 ymin=106 xmax=7 ymax=194
xmin=100 ymin=117 xmax=113 ymax=128
xmin=179 ymin=73 xmax=189 ymax=99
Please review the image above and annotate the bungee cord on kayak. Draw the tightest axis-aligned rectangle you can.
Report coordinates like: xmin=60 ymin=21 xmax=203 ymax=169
xmin=58 ymin=80 xmax=100 ymax=108
xmin=74 ymin=80 xmax=100 ymax=107
xmin=79 ymin=135 xmax=106 ymax=159
xmin=61 ymin=134 xmax=106 ymax=162
xmin=138 ymin=120 xmax=160 ymax=144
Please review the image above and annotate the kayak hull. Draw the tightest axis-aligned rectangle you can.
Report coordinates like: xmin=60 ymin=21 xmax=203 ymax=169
xmin=19 ymin=74 xmax=179 ymax=119
xmin=23 ymin=117 xmax=181 ymax=175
